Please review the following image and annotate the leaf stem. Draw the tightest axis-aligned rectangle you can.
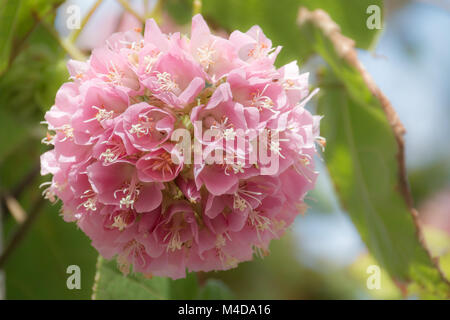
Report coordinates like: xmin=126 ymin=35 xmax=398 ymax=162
xmin=68 ymin=0 xmax=103 ymax=44
xmin=193 ymin=0 xmax=202 ymax=16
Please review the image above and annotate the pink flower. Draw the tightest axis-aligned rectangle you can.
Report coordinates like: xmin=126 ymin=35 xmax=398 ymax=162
xmin=189 ymin=14 xmax=240 ymax=81
xmin=121 ymin=102 xmax=175 ymax=151
xmin=87 ymin=162 xmax=163 ymax=213
xmin=136 ymin=143 xmax=183 ymax=182
xmin=90 ymin=46 xmax=141 ymax=93
xmin=40 ymin=14 xmax=323 ymax=279
xmin=175 ymin=176 xmax=201 ymax=203
xmin=140 ymin=46 xmax=206 ymax=108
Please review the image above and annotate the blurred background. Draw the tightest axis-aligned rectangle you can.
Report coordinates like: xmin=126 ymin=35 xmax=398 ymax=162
xmin=0 ymin=0 xmax=449 ymax=299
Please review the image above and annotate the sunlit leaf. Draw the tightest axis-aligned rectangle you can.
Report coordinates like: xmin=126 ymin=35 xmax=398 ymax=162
xmin=349 ymin=253 xmax=402 ymax=299
xmin=0 ymin=0 xmax=21 ymax=75
xmin=0 ymin=0 xmax=65 ymax=75
xmin=0 ymin=25 xmax=67 ymax=120
xmin=422 ymin=226 xmax=450 ymax=281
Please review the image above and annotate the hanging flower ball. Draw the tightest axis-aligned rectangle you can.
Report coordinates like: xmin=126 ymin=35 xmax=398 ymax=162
xmin=40 ymin=14 xmax=323 ymax=279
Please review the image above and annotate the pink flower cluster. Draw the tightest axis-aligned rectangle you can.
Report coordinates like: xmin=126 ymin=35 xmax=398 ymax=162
xmin=40 ymin=15 xmax=322 ymax=279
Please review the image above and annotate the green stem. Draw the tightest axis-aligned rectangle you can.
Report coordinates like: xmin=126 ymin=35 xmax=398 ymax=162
xmin=68 ymin=0 xmax=103 ymax=44
xmin=193 ymin=0 xmax=202 ymax=16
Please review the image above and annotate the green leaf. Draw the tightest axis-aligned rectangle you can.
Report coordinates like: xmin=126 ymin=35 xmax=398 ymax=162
xmin=92 ymin=256 xmax=234 ymax=299
xmin=92 ymin=257 xmax=170 ymax=300
xmin=0 ymin=0 xmax=21 ymax=74
xmin=0 ymin=0 xmax=64 ymax=75
xmin=14 ymin=0 xmax=65 ymax=38
xmin=0 ymin=108 xmax=28 ymax=162
xmin=299 ymin=0 xmax=383 ymax=50
xmin=197 ymin=279 xmax=234 ymax=299
xmin=0 ymin=23 xmax=67 ymax=167
xmin=169 ymin=272 xmax=200 ymax=299
xmin=165 ymin=0 xmax=382 ymax=65
xmin=4 ymin=202 xmax=97 ymax=299
xmin=349 ymin=253 xmax=402 ymax=299
xmin=0 ymin=24 xmax=67 ymax=122
xmin=298 ymin=8 xmax=450 ymax=298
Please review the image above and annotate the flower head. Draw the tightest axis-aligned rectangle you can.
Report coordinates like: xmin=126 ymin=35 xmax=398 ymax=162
xmin=40 ymin=14 xmax=323 ymax=279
